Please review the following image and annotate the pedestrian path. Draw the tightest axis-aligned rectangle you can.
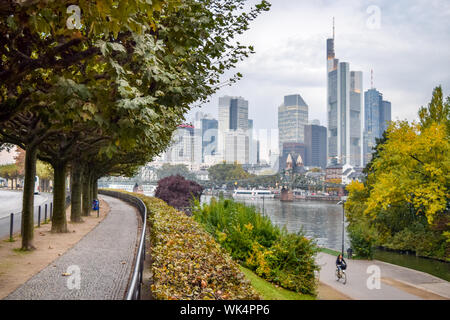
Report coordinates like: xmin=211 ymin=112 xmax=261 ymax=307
xmin=317 ymin=252 xmax=450 ymax=300
xmin=5 ymin=196 xmax=138 ymax=300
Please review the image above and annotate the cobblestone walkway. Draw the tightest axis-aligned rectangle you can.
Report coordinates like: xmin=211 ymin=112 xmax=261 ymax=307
xmin=5 ymin=196 xmax=138 ymax=300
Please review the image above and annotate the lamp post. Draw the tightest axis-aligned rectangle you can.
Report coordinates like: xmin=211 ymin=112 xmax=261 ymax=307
xmin=337 ymin=196 xmax=348 ymax=256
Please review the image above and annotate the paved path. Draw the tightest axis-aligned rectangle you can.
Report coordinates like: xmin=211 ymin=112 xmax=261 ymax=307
xmin=317 ymin=252 xmax=450 ymax=300
xmin=5 ymin=195 xmax=138 ymax=300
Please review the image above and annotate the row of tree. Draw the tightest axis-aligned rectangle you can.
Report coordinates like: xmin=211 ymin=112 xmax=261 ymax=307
xmin=0 ymin=0 xmax=270 ymax=250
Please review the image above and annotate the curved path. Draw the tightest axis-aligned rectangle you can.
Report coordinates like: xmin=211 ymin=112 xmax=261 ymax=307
xmin=5 ymin=195 xmax=138 ymax=300
xmin=317 ymin=252 xmax=450 ymax=300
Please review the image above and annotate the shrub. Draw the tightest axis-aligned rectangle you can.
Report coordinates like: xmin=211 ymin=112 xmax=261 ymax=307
xmin=192 ymin=198 xmax=319 ymax=296
xmin=155 ymin=175 xmax=203 ymax=213
xmin=134 ymin=194 xmax=259 ymax=300
xmin=348 ymin=222 xmax=377 ymax=259
xmin=384 ymin=222 xmax=447 ymax=259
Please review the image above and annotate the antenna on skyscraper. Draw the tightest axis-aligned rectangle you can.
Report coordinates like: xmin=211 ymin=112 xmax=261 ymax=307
xmin=333 ymin=17 xmax=335 ymax=40
xmin=371 ymin=69 xmax=374 ymax=89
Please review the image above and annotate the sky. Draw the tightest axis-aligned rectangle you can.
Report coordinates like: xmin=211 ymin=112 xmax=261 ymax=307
xmin=187 ymin=0 xmax=450 ymax=139
xmin=2 ymin=1 xmax=449 ymax=164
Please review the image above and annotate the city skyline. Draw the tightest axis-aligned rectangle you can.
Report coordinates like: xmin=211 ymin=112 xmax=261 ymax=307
xmin=187 ymin=0 xmax=450 ymax=133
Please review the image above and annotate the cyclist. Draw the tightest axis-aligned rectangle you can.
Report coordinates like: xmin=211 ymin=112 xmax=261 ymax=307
xmin=336 ymin=254 xmax=347 ymax=273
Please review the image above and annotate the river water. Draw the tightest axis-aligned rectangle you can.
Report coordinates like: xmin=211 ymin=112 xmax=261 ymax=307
xmin=201 ymin=195 xmax=350 ymax=251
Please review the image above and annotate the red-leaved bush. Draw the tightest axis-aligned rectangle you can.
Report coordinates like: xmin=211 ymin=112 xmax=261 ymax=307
xmin=155 ymin=175 xmax=203 ymax=213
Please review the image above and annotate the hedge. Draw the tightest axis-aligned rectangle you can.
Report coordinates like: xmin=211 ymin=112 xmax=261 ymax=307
xmin=133 ymin=194 xmax=260 ymax=300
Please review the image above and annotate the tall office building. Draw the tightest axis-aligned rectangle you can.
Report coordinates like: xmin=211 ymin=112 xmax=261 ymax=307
xmin=164 ymin=124 xmax=202 ymax=165
xmin=201 ymin=117 xmax=218 ymax=162
xmin=218 ymin=96 xmax=250 ymax=164
xmin=326 ymin=23 xmax=363 ymax=167
xmin=278 ymin=94 xmax=309 ymax=155
xmin=224 ymin=132 xmax=249 ymax=164
xmin=304 ymin=124 xmax=327 ymax=169
xmin=363 ymin=87 xmax=391 ymax=165
xmin=380 ymin=100 xmax=392 ymax=134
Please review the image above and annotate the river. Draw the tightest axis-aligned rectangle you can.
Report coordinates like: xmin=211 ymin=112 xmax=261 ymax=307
xmin=201 ymin=195 xmax=350 ymax=251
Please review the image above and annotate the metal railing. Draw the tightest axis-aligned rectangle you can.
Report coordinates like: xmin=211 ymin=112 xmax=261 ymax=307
xmin=0 ymin=193 xmax=71 ymax=241
xmin=98 ymin=189 xmax=147 ymax=300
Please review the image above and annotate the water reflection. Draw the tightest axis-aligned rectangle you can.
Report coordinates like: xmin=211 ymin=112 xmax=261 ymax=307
xmin=202 ymin=196 xmax=350 ymax=251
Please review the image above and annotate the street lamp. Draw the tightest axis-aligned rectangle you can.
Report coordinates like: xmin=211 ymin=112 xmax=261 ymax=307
xmin=337 ymin=196 xmax=348 ymax=256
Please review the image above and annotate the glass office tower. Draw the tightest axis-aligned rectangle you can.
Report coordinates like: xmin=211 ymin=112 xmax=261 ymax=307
xmin=326 ymin=32 xmax=363 ymax=167
xmin=278 ymin=94 xmax=309 ymax=155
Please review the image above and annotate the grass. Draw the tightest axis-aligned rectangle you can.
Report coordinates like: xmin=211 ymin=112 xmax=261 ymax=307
xmin=239 ymin=266 xmax=315 ymax=300
xmin=319 ymin=247 xmax=365 ymax=260
xmin=319 ymin=247 xmax=342 ymax=256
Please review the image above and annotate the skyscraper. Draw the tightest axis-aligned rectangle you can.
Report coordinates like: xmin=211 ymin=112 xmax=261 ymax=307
xmin=304 ymin=123 xmax=327 ymax=169
xmin=278 ymin=94 xmax=309 ymax=155
xmin=201 ymin=117 xmax=218 ymax=162
xmin=218 ymin=96 xmax=250 ymax=164
xmin=363 ymin=87 xmax=391 ymax=165
xmin=326 ymin=22 xmax=363 ymax=167
xmin=380 ymin=100 xmax=392 ymax=135
xmin=164 ymin=124 xmax=202 ymax=165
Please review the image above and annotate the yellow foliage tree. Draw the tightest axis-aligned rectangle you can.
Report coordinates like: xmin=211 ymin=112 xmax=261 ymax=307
xmin=365 ymin=121 xmax=449 ymax=225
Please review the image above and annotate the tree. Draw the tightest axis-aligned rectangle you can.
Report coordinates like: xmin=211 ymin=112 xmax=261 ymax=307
xmin=155 ymin=175 xmax=203 ymax=213
xmin=208 ymin=162 xmax=253 ymax=183
xmin=156 ymin=164 xmax=196 ymax=181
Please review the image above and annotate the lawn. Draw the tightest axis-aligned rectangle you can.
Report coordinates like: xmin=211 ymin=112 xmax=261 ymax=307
xmin=239 ymin=266 xmax=315 ymax=300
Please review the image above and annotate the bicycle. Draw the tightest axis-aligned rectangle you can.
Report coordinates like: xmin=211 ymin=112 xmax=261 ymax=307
xmin=335 ymin=266 xmax=347 ymax=285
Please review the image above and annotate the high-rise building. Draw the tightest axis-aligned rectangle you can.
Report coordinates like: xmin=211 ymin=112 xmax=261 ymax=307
xmin=304 ymin=124 xmax=327 ymax=169
xmin=278 ymin=94 xmax=309 ymax=155
xmin=380 ymin=100 xmax=392 ymax=135
xmin=201 ymin=117 xmax=218 ymax=162
xmin=326 ymin=23 xmax=363 ymax=167
xmin=224 ymin=131 xmax=249 ymax=164
xmin=363 ymin=87 xmax=391 ymax=165
xmin=164 ymin=124 xmax=202 ymax=165
xmin=218 ymin=96 xmax=250 ymax=163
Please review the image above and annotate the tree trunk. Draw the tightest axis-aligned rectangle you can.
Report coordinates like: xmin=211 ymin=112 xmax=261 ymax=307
xmin=51 ymin=161 xmax=68 ymax=233
xmin=82 ymin=170 xmax=91 ymax=216
xmin=92 ymin=177 xmax=98 ymax=200
xmin=70 ymin=162 xmax=83 ymax=223
xmin=21 ymin=146 xmax=37 ymax=250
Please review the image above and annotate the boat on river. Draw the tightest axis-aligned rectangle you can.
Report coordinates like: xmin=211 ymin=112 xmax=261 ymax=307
xmin=232 ymin=189 xmax=275 ymax=199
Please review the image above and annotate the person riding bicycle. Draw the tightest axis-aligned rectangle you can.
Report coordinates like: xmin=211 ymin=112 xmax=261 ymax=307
xmin=336 ymin=254 xmax=347 ymax=273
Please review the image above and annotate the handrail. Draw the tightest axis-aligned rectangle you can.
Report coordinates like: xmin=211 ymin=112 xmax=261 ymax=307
xmin=98 ymin=189 xmax=147 ymax=300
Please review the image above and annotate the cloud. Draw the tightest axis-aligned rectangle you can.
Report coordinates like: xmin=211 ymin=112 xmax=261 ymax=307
xmin=188 ymin=0 xmax=450 ymax=136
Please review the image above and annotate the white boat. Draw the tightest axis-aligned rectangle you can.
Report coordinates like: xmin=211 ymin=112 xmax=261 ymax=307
xmin=232 ymin=189 xmax=275 ymax=199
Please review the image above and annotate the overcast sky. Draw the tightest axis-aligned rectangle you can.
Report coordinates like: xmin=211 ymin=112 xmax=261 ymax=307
xmin=187 ymin=0 xmax=450 ymax=133
xmin=2 ymin=1 xmax=450 ymax=164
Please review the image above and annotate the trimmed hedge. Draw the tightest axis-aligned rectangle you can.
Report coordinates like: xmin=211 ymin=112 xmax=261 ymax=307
xmin=133 ymin=194 xmax=260 ymax=300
